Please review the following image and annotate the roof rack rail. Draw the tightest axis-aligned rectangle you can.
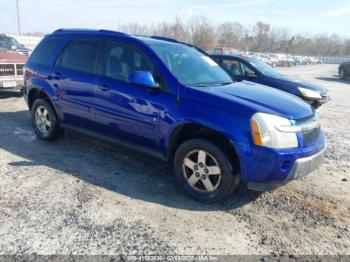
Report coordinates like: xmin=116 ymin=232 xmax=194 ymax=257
xmin=150 ymin=36 xmax=178 ymax=43
xmin=98 ymin=29 xmax=128 ymax=36
xmin=53 ymin=28 xmax=128 ymax=36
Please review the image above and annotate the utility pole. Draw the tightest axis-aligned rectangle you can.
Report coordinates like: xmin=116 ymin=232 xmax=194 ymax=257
xmin=16 ymin=0 xmax=21 ymax=35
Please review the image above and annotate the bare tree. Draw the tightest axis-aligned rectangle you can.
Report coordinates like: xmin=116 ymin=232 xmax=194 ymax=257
xmin=216 ymin=22 xmax=245 ymax=49
xmin=50 ymin=16 xmax=349 ymax=56
xmin=187 ymin=16 xmax=216 ymax=50
xmin=252 ymin=21 xmax=271 ymax=52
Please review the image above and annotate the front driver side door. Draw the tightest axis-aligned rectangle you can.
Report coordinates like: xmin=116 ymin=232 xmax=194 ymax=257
xmin=94 ymin=40 xmax=168 ymax=149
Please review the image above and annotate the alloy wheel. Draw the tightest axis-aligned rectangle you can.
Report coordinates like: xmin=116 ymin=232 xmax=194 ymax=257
xmin=182 ymin=149 xmax=222 ymax=192
xmin=35 ymin=105 xmax=51 ymax=136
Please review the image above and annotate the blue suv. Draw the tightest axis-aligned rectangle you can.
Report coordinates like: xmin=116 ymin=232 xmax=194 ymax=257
xmin=23 ymin=29 xmax=326 ymax=202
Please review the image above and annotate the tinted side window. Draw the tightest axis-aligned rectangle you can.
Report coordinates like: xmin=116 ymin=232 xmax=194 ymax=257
xmin=222 ymin=59 xmax=244 ymax=76
xmin=242 ymin=63 xmax=256 ymax=77
xmin=28 ymin=37 xmax=61 ymax=65
xmin=103 ymin=41 xmax=153 ymax=81
xmin=56 ymin=39 xmax=99 ymax=73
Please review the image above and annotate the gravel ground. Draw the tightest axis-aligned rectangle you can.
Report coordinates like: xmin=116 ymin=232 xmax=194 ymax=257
xmin=0 ymin=64 xmax=349 ymax=256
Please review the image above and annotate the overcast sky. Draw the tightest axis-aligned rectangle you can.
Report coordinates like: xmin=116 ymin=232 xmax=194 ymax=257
xmin=2 ymin=0 xmax=350 ymax=36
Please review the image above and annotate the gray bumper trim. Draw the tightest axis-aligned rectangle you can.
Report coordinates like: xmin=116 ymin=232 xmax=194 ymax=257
xmin=247 ymin=145 xmax=327 ymax=192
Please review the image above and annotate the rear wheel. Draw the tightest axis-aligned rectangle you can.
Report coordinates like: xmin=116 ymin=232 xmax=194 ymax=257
xmin=174 ymin=139 xmax=238 ymax=203
xmin=31 ymin=98 xmax=61 ymax=140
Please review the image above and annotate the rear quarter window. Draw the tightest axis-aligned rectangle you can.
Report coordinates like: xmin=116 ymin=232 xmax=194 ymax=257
xmin=56 ymin=39 xmax=100 ymax=73
xmin=28 ymin=37 xmax=62 ymax=65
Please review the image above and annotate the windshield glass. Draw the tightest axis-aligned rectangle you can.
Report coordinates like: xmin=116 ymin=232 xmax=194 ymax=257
xmin=248 ymin=58 xmax=281 ymax=78
xmin=5 ymin=37 xmax=20 ymax=47
xmin=149 ymin=42 xmax=232 ymax=86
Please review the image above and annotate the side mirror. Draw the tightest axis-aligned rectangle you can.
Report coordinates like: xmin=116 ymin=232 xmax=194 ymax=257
xmin=128 ymin=71 xmax=159 ymax=89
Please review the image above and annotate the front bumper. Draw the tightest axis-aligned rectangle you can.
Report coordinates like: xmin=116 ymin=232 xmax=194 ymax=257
xmin=247 ymin=144 xmax=326 ymax=191
xmin=0 ymin=78 xmax=24 ymax=90
xmin=234 ymin=131 xmax=326 ymax=191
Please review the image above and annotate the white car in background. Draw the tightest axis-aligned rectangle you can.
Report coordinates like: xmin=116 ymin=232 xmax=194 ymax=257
xmin=256 ymin=53 xmax=278 ymax=67
xmin=0 ymin=51 xmax=27 ymax=91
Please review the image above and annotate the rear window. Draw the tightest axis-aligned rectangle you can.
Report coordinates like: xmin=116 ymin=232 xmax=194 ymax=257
xmin=56 ymin=39 xmax=99 ymax=73
xmin=28 ymin=37 xmax=61 ymax=65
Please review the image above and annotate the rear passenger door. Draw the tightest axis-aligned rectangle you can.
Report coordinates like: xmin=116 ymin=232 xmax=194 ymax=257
xmin=54 ymin=38 xmax=100 ymax=128
xmin=93 ymin=40 xmax=166 ymax=149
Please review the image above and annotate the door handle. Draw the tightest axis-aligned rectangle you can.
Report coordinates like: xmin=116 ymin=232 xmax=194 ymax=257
xmin=48 ymin=72 xmax=63 ymax=80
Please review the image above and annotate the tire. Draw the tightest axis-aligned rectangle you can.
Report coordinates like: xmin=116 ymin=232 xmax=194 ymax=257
xmin=339 ymin=68 xmax=346 ymax=80
xmin=174 ymin=139 xmax=238 ymax=203
xmin=31 ymin=98 xmax=61 ymax=141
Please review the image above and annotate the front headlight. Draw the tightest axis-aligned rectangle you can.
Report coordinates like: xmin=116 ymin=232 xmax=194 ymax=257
xmin=298 ymin=87 xmax=322 ymax=99
xmin=251 ymin=113 xmax=298 ymax=149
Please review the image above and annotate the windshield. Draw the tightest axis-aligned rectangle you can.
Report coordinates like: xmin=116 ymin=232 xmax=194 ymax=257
xmin=248 ymin=58 xmax=281 ymax=78
xmin=5 ymin=37 xmax=20 ymax=47
xmin=149 ymin=43 xmax=232 ymax=86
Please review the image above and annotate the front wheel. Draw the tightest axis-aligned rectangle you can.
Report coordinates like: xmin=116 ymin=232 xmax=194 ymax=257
xmin=174 ymin=139 xmax=238 ymax=203
xmin=31 ymin=98 xmax=61 ymax=140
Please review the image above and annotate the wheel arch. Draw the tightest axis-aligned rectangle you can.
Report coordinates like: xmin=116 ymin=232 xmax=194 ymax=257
xmin=166 ymin=122 xmax=241 ymax=174
xmin=27 ymin=78 xmax=62 ymax=119
xmin=28 ymin=88 xmax=50 ymax=110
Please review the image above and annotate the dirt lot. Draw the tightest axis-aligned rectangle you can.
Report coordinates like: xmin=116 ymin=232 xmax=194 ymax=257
xmin=0 ymin=64 xmax=349 ymax=256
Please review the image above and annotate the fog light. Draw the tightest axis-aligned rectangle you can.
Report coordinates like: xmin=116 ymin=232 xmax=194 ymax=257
xmin=281 ymin=161 xmax=292 ymax=171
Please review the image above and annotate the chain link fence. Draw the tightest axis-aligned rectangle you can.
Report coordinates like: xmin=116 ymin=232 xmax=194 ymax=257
xmin=317 ymin=56 xmax=350 ymax=64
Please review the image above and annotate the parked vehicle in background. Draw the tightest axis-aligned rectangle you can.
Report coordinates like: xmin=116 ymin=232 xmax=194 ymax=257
xmin=213 ymin=47 xmax=240 ymax=56
xmin=339 ymin=61 xmax=350 ymax=80
xmin=211 ymin=54 xmax=329 ymax=109
xmin=310 ymin=57 xmax=322 ymax=64
xmin=255 ymin=53 xmax=278 ymax=67
xmin=286 ymin=55 xmax=296 ymax=66
xmin=293 ymin=56 xmax=305 ymax=65
xmin=0 ymin=51 xmax=26 ymax=91
xmin=304 ymin=56 xmax=313 ymax=65
xmin=23 ymin=29 xmax=326 ymax=202
xmin=268 ymin=54 xmax=294 ymax=67
xmin=0 ymin=34 xmax=31 ymax=56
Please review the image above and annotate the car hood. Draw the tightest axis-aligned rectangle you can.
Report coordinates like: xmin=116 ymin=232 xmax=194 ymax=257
xmin=183 ymin=81 xmax=314 ymax=120
xmin=274 ymin=75 xmax=328 ymax=93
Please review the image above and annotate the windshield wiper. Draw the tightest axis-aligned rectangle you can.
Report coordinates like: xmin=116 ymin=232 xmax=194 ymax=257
xmin=193 ymin=81 xmax=233 ymax=87
xmin=216 ymin=81 xmax=234 ymax=86
xmin=193 ymin=83 xmax=215 ymax=87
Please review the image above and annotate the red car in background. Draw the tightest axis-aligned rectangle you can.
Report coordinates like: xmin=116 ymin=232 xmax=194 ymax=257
xmin=213 ymin=47 xmax=240 ymax=56
xmin=0 ymin=51 xmax=27 ymax=91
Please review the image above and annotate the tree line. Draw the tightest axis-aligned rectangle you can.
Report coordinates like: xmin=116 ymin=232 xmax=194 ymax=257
xmin=117 ymin=16 xmax=350 ymax=57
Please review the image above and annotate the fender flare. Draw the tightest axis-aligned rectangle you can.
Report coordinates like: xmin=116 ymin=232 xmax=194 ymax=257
xmin=27 ymin=78 xmax=62 ymax=119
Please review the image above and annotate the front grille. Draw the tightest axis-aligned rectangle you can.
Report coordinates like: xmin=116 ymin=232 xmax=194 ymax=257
xmin=295 ymin=114 xmax=321 ymax=146
xmin=0 ymin=64 xmax=15 ymax=76
xmin=16 ymin=64 xmax=24 ymax=75
xmin=302 ymin=127 xmax=321 ymax=145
